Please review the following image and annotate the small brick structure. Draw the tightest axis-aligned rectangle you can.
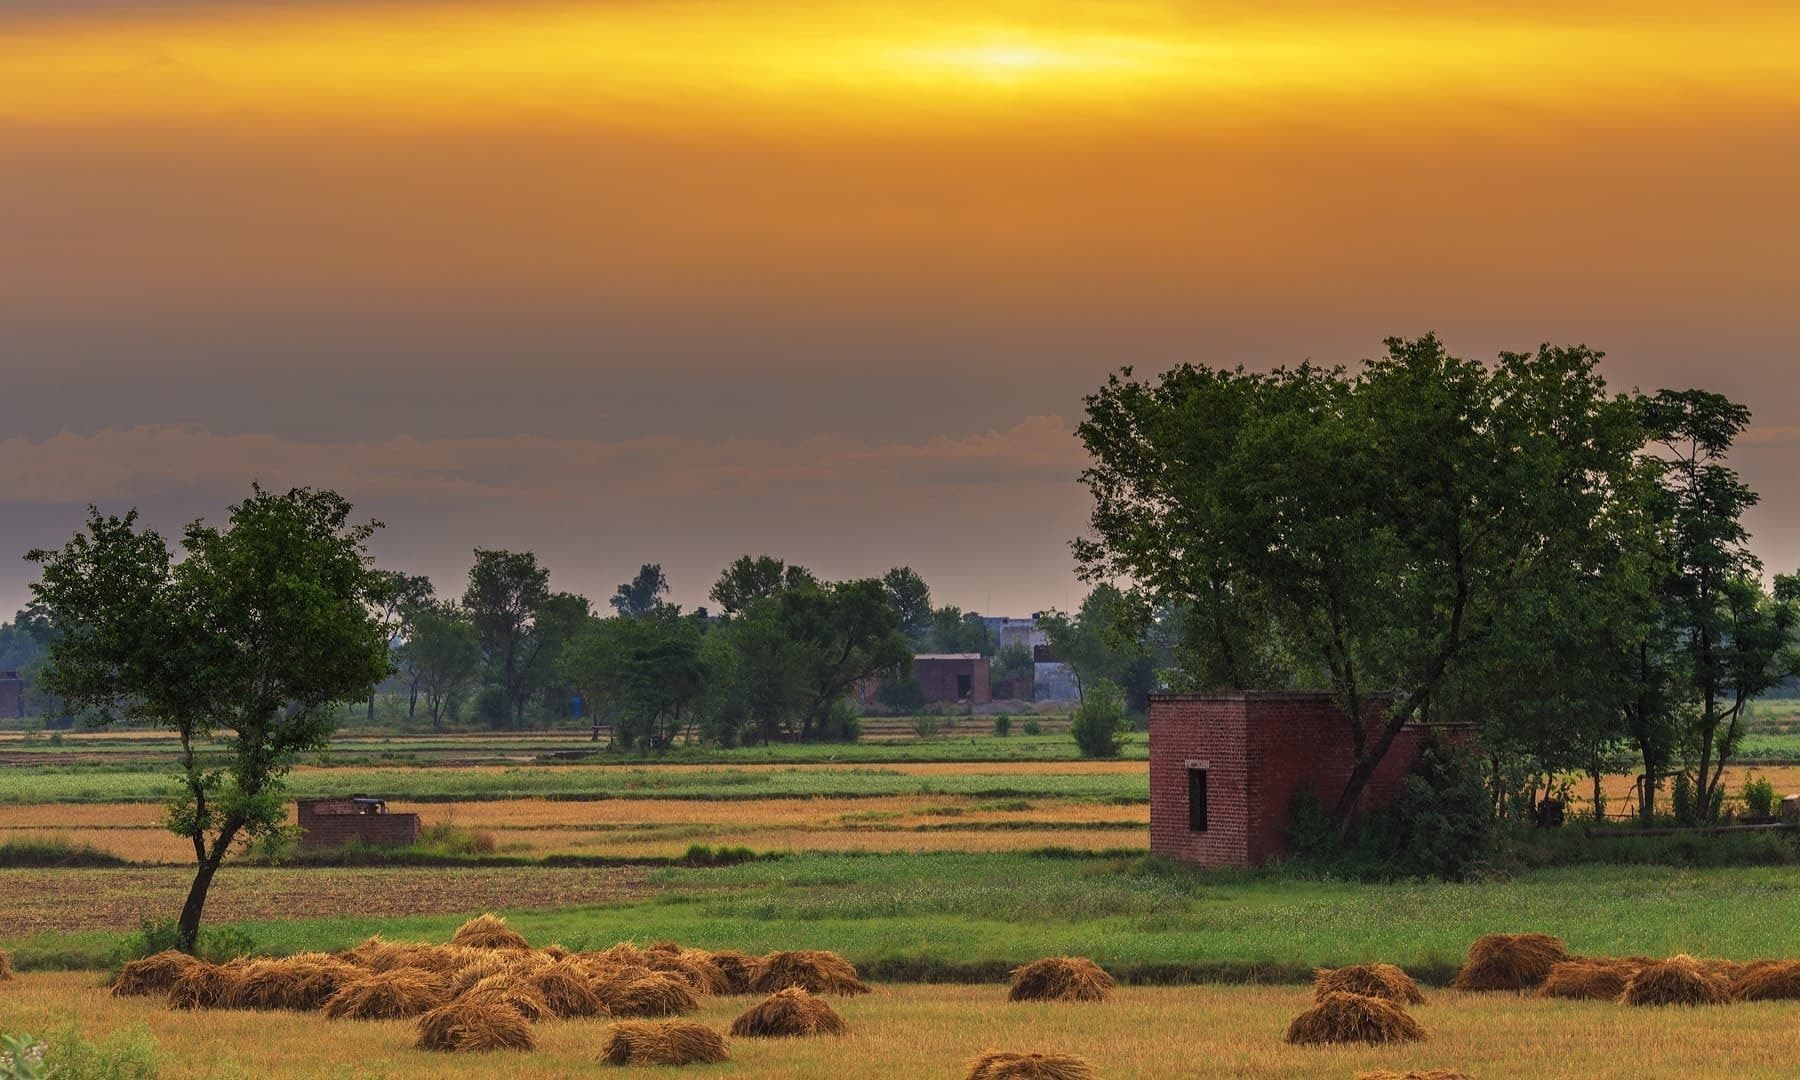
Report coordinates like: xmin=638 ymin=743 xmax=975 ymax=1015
xmin=912 ymin=654 xmax=992 ymax=705
xmin=1149 ymin=691 xmax=1470 ymax=869
xmin=297 ymin=796 xmax=421 ymax=850
xmin=0 ymin=671 xmax=23 ymax=718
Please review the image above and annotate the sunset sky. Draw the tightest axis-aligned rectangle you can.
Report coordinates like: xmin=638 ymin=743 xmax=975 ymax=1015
xmin=4 ymin=1 xmax=1799 ymax=615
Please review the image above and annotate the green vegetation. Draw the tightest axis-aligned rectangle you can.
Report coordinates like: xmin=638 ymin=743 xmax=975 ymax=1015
xmin=0 ymin=834 xmax=128 ymax=869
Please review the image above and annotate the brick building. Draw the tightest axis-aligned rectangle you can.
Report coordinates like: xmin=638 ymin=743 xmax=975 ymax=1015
xmin=912 ymin=654 xmax=991 ymax=705
xmin=1149 ymin=691 xmax=1466 ymax=869
xmin=297 ymin=796 xmax=421 ymax=850
xmin=0 ymin=671 xmax=22 ymax=718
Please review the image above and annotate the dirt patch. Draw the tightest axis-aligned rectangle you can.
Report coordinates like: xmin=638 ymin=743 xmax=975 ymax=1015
xmin=0 ymin=866 xmax=656 ymax=937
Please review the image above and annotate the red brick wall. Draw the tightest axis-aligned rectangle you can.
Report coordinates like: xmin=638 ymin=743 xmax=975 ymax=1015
xmin=0 ymin=678 xmax=22 ymax=718
xmin=913 ymin=658 xmax=992 ymax=705
xmin=1151 ymin=692 xmax=1464 ymax=868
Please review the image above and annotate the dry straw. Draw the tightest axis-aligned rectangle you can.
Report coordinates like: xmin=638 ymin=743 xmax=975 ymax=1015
xmin=1354 ymin=1072 xmax=1474 ymax=1080
xmin=964 ymin=1050 xmax=1097 ymax=1080
xmin=598 ymin=1020 xmax=730 ymax=1066
xmin=597 ymin=970 xmax=702 ymax=1017
xmin=166 ymin=963 xmax=239 ymax=1011
xmin=1312 ymin=963 xmax=1424 ymax=1006
xmin=708 ymin=950 xmax=758 ymax=995
xmin=1730 ymin=959 xmax=1800 ymax=1002
xmin=1450 ymin=933 xmax=1568 ymax=992
xmin=322 ymin=969 xmax=451 ymax=1020
xmin=1536 ymin=958 xmax=1645 ymax=1001
xmin=1284 ymin=991 xmax=1428 ymax=1045
xmin=1619 ymin=955 xmax=1731 ymax=1007
xmin=729 ymin=987 xmax=848 ymax=1038
xmin=232 ymin=955 xmax=361 ymax=1012
xmin=112 ymin=950 xmax=202 ymax=998
xmin=449 ymin=913 xmax=531 ymax=951
xmin=750 ymin=950 xmax=871 ymax=996
xmin=0 ymin=950 xmax=11 ymax=981
xmin=415 ymin=999 xmax=536 ymax=1053
xmin=646 ymin=949 xmax=732 ymax=995
xmin=459 ymin=972 xmax=552 ymax=1022
xmin=1008 ymin=957 xmax=1116 ymax=1003
xmin=527 ymin=960 xmax=609 ymax=1018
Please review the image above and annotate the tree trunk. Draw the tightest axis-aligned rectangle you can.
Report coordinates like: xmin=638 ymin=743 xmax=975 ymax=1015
xmin=177 ymin=856 xmax=223 ymax=953
xmin=366 ymin=693 xmax=377 ymax=722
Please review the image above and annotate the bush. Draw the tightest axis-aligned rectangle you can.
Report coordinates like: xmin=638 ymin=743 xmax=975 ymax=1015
xmin=993 ymin=714 xmax=1012 ymax=737
xmin=110 ymin=919 xmax=255 ymax=967
xmin=1672 ymin=770 xmax=1697 ymax=825
xmin=1742 ymin=772 xmax=1778 ymax=818
xmin=1071 ymin=681 xmax=1128 ymax=759
xmin=36 ymin=1023 xmax=160 ymax=1080
xmin=816 ymin=697 xmax=861 ymax=742
xmin=909 ymin=714 xmax=944 ymax=740
xmin=876 ymin=676 xmax=926 ymax=713
xmin=1022 ymin=718 xmax=1042 ymax=736
xmin=473 ymin=686 xmax=512 ymax=730
xmin=416 ymin=822 xmax=497 ymax=856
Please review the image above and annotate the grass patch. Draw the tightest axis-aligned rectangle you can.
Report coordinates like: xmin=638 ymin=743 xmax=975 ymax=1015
xmin=0 ymin=833 xmax=130 ymax=868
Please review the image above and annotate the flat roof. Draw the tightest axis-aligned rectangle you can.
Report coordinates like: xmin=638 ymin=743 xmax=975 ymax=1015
xmin=913 ymin=653 xmax=985 ymax=661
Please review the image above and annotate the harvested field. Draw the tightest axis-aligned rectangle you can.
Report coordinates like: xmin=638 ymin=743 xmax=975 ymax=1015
xmin=0 ymin=867 xmax=653 ymax=937
xmin=6 ymin=974 xmax=1800 ymax=1078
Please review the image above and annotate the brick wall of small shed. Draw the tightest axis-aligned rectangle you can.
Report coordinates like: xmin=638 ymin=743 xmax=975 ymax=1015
xmin=913 ymin=659 xmax=992 ymax=705
xmin=1149 ymin=697 xmax=1250 ymax=867
xmin=0 ymin=679 xmax=22 ymax=718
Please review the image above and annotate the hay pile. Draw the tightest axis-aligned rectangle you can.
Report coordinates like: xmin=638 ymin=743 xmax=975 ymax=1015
xmin=449 ymin=914 xmax=531 ymax=951
xmin=415 ymin=999 xmax=536 ymax=1053
xmin=460 ymin=973 xmax=552 ymax=1021
xmin=0 ymin=951 xmax=11 ymax=981
xmin=112 ymin=950 xmax=202 ymax=998
xmin=1619 ymin=955 xmax=1730 ymax=1007
xmin=1285 ymin=991 xmax=1427 ymax=1045
xmin=1354 ymin=1072 xmax=1473 ymax=1080
xmin=708 ymin=950 xmax=758 ymax=995
xmin=1537 ymin=959 xmax=1644 ymax=1001
xmin=965 ymin=1051 xmax=1097 ymax=1080
xmin=528 ymin=960 xmax=609 ymax=1018
xmin=599 ymin=1020 xmax=730 ymax=1066
xmin=729 ymin=988 xmax=847 ymax=1038
xmin=646 ymin=949 xmax=731 ymax=995
xmin=167 ymin=962 xmax=239 ymax=1010
xmin=322 ymin=969 xmax=451 ymax=1019
xmin=1730 ymin=959 xmax=1800 ymax=1002
xmin=750 ymin=950 xmax=871 ymax=996
xmin=596 ymin=970 xmax=702 ymax=1017
xmin=1450 ymin=933 xmax=1568 ymax=992
xmin=1312 ymin=963 xmax=1424 ymax=1006
xmin=1008 ymin=957 xmax=1114 ymax=1003
xmin=232 ymin=955 xmax=362 ymax=1012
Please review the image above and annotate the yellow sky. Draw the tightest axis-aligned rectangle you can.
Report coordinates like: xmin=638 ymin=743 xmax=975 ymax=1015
xmin=9 ymin=1 xmax=1800 ymax=129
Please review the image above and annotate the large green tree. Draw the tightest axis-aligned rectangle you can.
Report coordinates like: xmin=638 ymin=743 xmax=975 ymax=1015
xmin=28 ymin=488 xmax=390 ymax=949
xmin=1076 ymin=336 xmax=1651 ymax=837
xmin=610 ymin=563 xmax=670 ymax=618
xmin=709 ymin=555 xmax=815 ymax=616
xmin=881 ymin=566 xmax=934 ymax=643
xmin=365 ymin=570 xmax=434 ymax=721
xmin=462 ymin=549 xmax=551 ymax=725
xmin=397 ymin=601 xmax=482 ymax=730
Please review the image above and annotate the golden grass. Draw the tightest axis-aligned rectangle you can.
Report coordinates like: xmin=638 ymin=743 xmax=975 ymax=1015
xmin=1312 ymin=964 xmax=1423 ymax=1006
xmin=0 ymin=950 xmax=11 ymax=981
xmin=729 ymin=987 xmax=847 ymax=1038
xmin=11 ymin=974 xmax=1800 ymax=1078
xmin=1285 ymin=992 xmax=1427 ymax=1045
xmin=1007 ymin=957 xmax=1115 ymax=1003
xmin=598 ymin=1019 xmax=730 ymax=1066
xmin=1354 ymin=1072 xmax=1472 ymax=1080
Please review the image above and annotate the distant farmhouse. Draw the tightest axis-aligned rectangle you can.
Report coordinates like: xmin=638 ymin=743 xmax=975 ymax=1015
xmin=0 ymin=671 xmax=23 ymax=719
xmin=912 ymin=654 xmax=991 ymax=705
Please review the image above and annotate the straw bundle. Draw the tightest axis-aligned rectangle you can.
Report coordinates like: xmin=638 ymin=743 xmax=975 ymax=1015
xmin=1284 ymin=991 xmax=1428 ymax=1045
xmin=415 ymin=999 xmax=536 ymax=1053
xmin=1537 ymin=959 xmax=1644 ymax=1001
xmin=540 ymin=945 xmax=572 ymax=961
xmin=1450 ymin=933 xmax=1568 ymax=991
xmin=749 ymin=950 xmax=871 ymax=996
xmin=446 ymin=950 xmax=525 ymax=995
xmin=112 ymin=950 xmax=203 ymax=998
xmin=708 ymin=950 xmax=758 ymax=995
xmin=527 ymin=960 xmax=609 ymax=1018
xmin=232 ymin=955 xmax=361 ymax=1012
xmin=340 ymin=939 xmax=467 ymax=975
xmin=1354 ymin=1072 xmax=1473 ymax=1080
xmin=449 ymin=913 xmax=531 ymax=951
xmin=598 ymin=1020 xmax=730 ymax=1066
xmin=729 ymin=988 xmax=847 ymax=1038
xmin=322 ymin=969 xmax=451 ymax=1020
xmin=1619 ymin=955 xmax=1730 ymax=1007
xmin=167 ymin=963 xmax=238 ymax=1010
xmin=0 ymin=951 xmax=11 ymax=981
xmin=596 ymin=970 xmax=702 ymax=1017
xmin=1313 ymin=963 xmax=1424 ymax=1006
xmin=588 ymin=942 xmax=651 ymax=968
xmin=646 ymin=950 xmax=731 ymax=995
xmin=964 ymin=1051 xmax=1097 ymax=1080
xmin=459 ymin=972 xmax=551 ymax=1021
xmin=1008 ymin=957 xmax=1115 ymax=1003
xmin=1730 ymin=959 xmax=1800 ymax=1002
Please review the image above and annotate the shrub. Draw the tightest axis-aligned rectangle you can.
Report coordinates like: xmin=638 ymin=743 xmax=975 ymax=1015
xmin=1281 ymin=741 xmax=1492 ymax=881
xmin=33 ymin=1023 xmax=159 ymax=1080
xmin=473 ymin=686 xmax=512 ymax=730
xmin=111 ymin=920 xmax=254 ymax=967
xmin=877 ymin=677 xmax=927 ymax=713
xmin=1741 ymin=772 xmax=1778 ymax=818
xmin=1022 ymin=718 xmax=1042 ymax=736
xmin=1070 ymin=681 xmax=1127 ymax=759
xmin=416 ymin=822 xmax=497 ymax=857
xmin=910 ymin=715 xmax=945 ymax=740
xmin=817 ymin=697 xmax=861 ymax=743
xmin=1671 ymin=770 xmax=1697 ymax=825
xmin=993 ymin=715 xmax=1012 ymax=737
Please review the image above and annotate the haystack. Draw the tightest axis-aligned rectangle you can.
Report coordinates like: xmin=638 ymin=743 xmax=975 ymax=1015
xmin=415 ymin=999 xmax=536 ymax=1053
xmin=459 ymin=972 xmax=551 ymax=1021
xmin=729 ymin=988 xmax=847 ymax=1038
xmin=112 ymin=950 xmax=202 ymax=998
xmin=1008 ymin=957 xmax=1115 ymax=1003
xmin=708 ymin=950 xmax=758 ymax=995
xmin=588 ymin=942 xmax=651 ymax=968
xmin=1354 ymin=1071 xmax=1473 ymax=1080
xmin=749 ymin=950 xmax=871 ymax=996
xmin=446 ymin=950 xmax=526 ymax=995
xmin=1284 ymin=991 xmax=1427 ymax=1045
xmin=598 ymin=1020 xmax=730 ymax=1066
xmin=1619 ymin=955 xmax=1730 ymax=1006
xmin=527 ymin=960 xmax=609 ymax=1018
xmin=596 ymin=970 xmax=702 ymax=1017
xmin=1537 ymin=959 xmax=1643 ymax=1001
xmin=964 ymin=1051 xmax=1097 ymax=1080
xmin=540 ymin=945 xmax=572 ymax=961
xmin=322 ymin=969 xmax=451 ymax=1019
xmin=1449 ymin=933 xmax=1568 ymax=991
xmin=1730 ymin=959 xmax=1800 ymax=1002
xmin=340 ymin=938 xmax=466 ymax=974
xmin=647 ymin=949 xmax=731 ymax=995
xmin=166 ymin=963 xmax=238 ymax=1010
xmin=1312 ymin=963 xmax=1424 ymax=1006
xmin=232 ymin=955 xmax=361 ymax=1011
xmin=449 ymin=913 xmax=531 ymax=951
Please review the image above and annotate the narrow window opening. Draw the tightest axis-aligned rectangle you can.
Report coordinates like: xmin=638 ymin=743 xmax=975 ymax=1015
xmin=1188 ymin=767 xmax=1208 ymax=832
